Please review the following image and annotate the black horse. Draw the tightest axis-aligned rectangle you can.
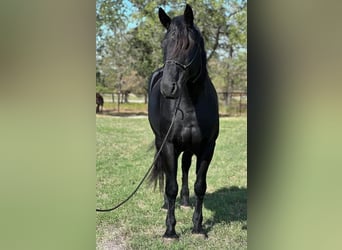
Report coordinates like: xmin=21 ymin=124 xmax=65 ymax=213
xmin=148 ymin=4 xmax=219 ymax=239
xmin=96 ymin=92 xmax=104 ymax=113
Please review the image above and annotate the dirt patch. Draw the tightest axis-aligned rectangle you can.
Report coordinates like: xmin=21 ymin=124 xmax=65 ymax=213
xmin=96 ymin=224 xmax=129 ymax=250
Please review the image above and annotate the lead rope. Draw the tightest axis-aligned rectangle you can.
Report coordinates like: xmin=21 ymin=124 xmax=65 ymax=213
xmin=96 ymin=95 xmax=182 ymax=212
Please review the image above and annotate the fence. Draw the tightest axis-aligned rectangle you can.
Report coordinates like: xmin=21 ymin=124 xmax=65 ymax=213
xmin=217 ymin=91 xmax=247 ymax=116
xmin=101 ymin=92 xmax=146 ymax=104
xmin=99 ymin=91 xmax=247 ymax=116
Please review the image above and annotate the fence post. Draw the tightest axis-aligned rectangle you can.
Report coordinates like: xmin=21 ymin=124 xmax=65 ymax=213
xmin=239 ymin=93 xmax=242 ymax=115
xmin=223 ymin=92 xmax=228 ymax=106
xmin=117 ymin=92 xmax=121 ymax=113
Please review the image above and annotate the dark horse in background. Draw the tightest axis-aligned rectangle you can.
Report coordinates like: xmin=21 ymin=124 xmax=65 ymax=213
xmin=96 ymin=92 xmax=104 ymax=113
xmin=148 ymin=4 xmax=219 ymax=239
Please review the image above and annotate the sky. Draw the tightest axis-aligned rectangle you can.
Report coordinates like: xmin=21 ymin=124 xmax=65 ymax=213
xmin=123 ymin=0 xmax=137 ymax=30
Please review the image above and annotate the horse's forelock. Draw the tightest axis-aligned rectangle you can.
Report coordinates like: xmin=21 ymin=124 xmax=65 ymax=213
xmin=164 ymin=17 xmax=197 ymax=59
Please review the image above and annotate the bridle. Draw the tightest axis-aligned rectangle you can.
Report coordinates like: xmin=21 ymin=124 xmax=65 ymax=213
xmin=164 ymin=45 xmax=202 ymax=83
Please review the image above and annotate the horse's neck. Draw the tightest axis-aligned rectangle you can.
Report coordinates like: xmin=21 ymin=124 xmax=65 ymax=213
xmin=182 ymin=76 xmax=207 ymax=105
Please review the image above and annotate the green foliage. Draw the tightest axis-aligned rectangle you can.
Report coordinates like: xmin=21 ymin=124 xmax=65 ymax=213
xmin=96 ymin=85 xmax=109 ymax=93
xmin=96 ymin=0 xmax=126 ymax=37
xmin=96 ymin=117 xmax=247 ymax=249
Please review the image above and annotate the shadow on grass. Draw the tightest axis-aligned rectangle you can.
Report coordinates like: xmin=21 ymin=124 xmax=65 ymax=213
xmin=203 ymin=186 xmax=247 ymax=232
xmin=97 ymin=110 xmax=148 ymax=117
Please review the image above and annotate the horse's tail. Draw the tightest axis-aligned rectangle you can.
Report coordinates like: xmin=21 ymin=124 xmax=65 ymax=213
xmin=148 ymin=149 xmax=164 ymax=192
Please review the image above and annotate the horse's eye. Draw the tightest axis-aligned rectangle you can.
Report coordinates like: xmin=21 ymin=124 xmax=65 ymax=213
xmin=170 ymin=30 xmax=176 ymax=40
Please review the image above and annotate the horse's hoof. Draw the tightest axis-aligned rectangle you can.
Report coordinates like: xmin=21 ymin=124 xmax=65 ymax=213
xmin=163 ymin=236 xmax=179 ymax=243
xmin=163 ymin=232 xmax=179 ymax=241
xmin=192 ymin=229 xmax=208 ymax=239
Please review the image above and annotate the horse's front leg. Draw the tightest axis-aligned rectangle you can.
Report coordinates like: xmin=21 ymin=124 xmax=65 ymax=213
xmin=192 ymin=143 xmax=215 ymax=237
xmin=180 ymin=151 xmax=192 ymax=207
xmin=163 ymin=143 xmax=179 ymax=239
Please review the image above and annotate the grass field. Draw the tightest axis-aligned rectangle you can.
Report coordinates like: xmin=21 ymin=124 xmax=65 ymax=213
xmin=96 ymin=116 xmax=247 ymax=249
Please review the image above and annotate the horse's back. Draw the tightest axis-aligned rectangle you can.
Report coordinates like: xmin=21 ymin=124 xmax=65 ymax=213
xmin=148 ymin=67 xmax=163 ymax=93
xmin=148 ymin=68 xmax=163 ymax=137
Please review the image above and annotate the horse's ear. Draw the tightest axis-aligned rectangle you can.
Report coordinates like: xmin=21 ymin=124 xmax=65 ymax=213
xmin=184 ymin=4 xmax=194 ymax=27
xmin=159 ymin=7 xmax=171 ymax=29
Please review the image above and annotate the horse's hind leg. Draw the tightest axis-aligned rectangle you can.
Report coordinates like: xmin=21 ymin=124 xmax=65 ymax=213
xmin=180 ymin=151 xmax=192 ymax=207
xmin=192 ymin=143 xmax=215 ymax=237
xmin=161 ymin=193 xmax=168 ymax=210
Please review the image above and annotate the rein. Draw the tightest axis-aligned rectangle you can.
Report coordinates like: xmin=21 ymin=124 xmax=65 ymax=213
xmin=96 ymin=95 xmax=182 ymax=212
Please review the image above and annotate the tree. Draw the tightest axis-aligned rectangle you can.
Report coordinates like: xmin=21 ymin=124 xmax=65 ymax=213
xmin=96 ymin=0 xmax=127 ymax=92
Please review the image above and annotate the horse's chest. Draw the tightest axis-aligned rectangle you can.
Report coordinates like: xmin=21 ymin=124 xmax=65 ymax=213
xmin=175 ymin=121 xmax=202 ymax=147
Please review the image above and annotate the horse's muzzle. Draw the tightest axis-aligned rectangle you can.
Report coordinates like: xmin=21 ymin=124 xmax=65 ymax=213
xmin=160 ymin=81 xmax=180 ymax=99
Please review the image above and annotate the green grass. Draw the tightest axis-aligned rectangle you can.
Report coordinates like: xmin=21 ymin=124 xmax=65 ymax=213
xmin=96 ymin=116 xmax=247 ymax=249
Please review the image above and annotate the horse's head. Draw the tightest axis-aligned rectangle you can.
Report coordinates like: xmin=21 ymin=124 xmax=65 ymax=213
xmin=159 ymin=4 xmax=204 ymax=99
